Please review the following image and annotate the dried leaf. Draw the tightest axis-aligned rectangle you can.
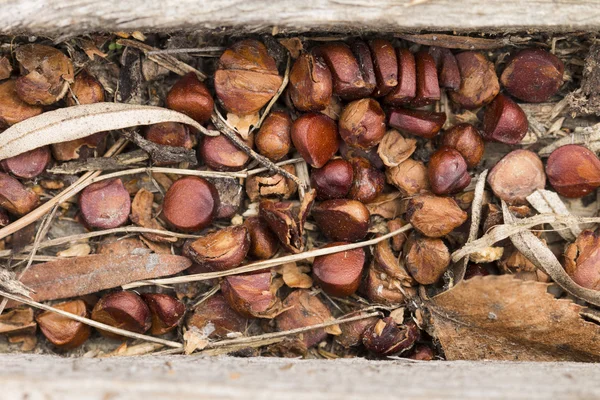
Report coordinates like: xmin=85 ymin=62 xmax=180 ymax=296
xmin=278 ymin=38 xmax=304 ymax=59
xmin=366 ymin=192 xmax=405 ymax=219
xmin=0 ymin=102 xmax=215 ymax=161
xmin=397 ymin=33 xmax=508 ymax=50
xmin=130 ymin=189 xmax=176 ymax=243
xmin=0 ymin=308 xmax=36 ymax=335
xmin=183 ymin=326 xmax=210 ymax=355
xmin=78 ymin=39 xmax=108 ymax=60
xmin=56 ymin=243 xmax=92 ymax=258
xmin=11 ymin=254 xmax=191 ymax=304
xmin=428 ymin=275 xmax=600 ymax=361
xmin=227 ymin=112 xmax=260 ymax=140
xmin=278 ymin=262 xmax=313 ymax=289
xmin=9 ymin=333 xmax=37 ymax=351
xmin=377 ymin=129 xmax=417 ymax=167
xmin=469 ymin=246 xmax=504 ymax=263
xmin=527 ymin=189 xmax=582 ymax=242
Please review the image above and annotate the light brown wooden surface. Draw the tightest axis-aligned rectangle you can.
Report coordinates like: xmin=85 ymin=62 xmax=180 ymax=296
xmin=1 ymin=0 xmax=600 ymax=36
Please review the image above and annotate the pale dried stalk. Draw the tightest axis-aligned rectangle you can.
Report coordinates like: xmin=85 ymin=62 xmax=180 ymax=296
xmin=123 ymin=225 xmax=413 ymax=289
xmin=251 ymin=55 xmax=290 ymax=133
xmin=0 ymin=289 xmax=183 ymax=348
xmin=538 ymin=124 xmax=600 ymax=156
xmin=527 ymin=189 xmax=582 ymax=241
xmin=147 ymin=47 xmax=225 ymax=55
xmin=0 ymin=137 xmax=128 ymax=241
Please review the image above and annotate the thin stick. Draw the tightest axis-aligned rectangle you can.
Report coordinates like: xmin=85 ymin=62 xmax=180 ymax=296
xmin=123 ymin=225 xmax=413 ymax=289
xmin=147 ymin=47 xmax=225 ymax=55
xmin=0 ymin=289 xmax=183 ymax=348
xmin=250 ymin=55 xmax=290 ymax=133
xmin=0 ymin=138 xmax=128 ymax=241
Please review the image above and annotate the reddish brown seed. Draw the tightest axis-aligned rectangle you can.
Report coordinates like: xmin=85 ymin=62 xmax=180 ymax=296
xmin=0 ymin=80 xmax=43 ymax=125
xmin=311 ymin=158 xmax=354 ymax=200
xmin=384 ymin=48 xmax=416 ymax=105
xmin=501 ymin=48 xmax=564 ymax=103
xmin=482 ymin=94 xmax=529 ymax=144
xmin=336 ymin=313 xmax=379 ymax=348
xmin=312 ymin=243 xmax=365 ymax=297
xmin=440 ymin=123 xmax=485 ymax=168
xmin=428 ymin=147 xmax=471 ymax=195
xmin=214 ymin=40 xmax=282 ymax=115
xmin=188 ymin=226 xmax=250 ymax=271
xmin=166 ymin=72 xmax=214 ymax=124
xmin=406 ymin=194 xmax=467 ymax=238
xmin=141 ymin=293 xmax=186 ymax=335
xmin=464 ymin=264 xmax=491 ymax=280
xmin=275 ymin=290 xmax=332 ymax=349
xmin=221 ymin=271 xmax=281 ymax=318
xmin=15 ymin=44 xmax=74 ymax=105
xmin=404 ymin=233 xmax=451 ymax=285
xmin=388 ymin=108 xmax=446 ymax=139
xmin=314 ymin=42 xmax=370 ymax=100
xmin=409 ymin=344 xmax=435 ymax=361
xmin=362 ymin=318 xmax=418 ymax=356
xmin=186 ymin=294 xmax=249 ymax=339
xmin=338 ymin=98 xmax=386 ymax=150
xmin=350 ymin=40 xmax=377 ymax=95
xmin=546 ymin=145 xmax=600 ymax=198
xmin=36 ymin=300 xmax=91 ymax=349
xmin=347 ymin=157 xmax=385 ymax=203
xmin=1 ymin=146 xmax=51 ymax=179
xmin=255 ymin=111 xmax=292 ymax=161
xmin=488 ymin=149 xmax=546 ymax=204
xmin=429 ymin=47 xmax=460 ymax=90
xmin=259 ymin=198 xmax=313 ymax=254
xmin=411 ymin=51 xmax=440 ymax=107
xmin=312 ymin=199 xmax=370 ymax=242
xmin=91 ymin=291 xmax=151 ymax=340
xmin=362 ymin=262 xmax=411 ymax=305
xmin=51 ymin=132 xmax=107 ymax=161
xmin=288 ymin=53 xmax=333 ymax=111
xmin=369 ymin=39 xmax=398 ymax=97
xmin=291 ymin=113 xmax=339 ymax=168
xmin=66 ymin=70 xmax=105 ymax=106
xmin=386 ymin=158 xmax=430 ymax=196
xmin=449 ymin=51 xmax=500 ymax=109
xmin=162 ymin=176 xmax=219 ymax=232
xmin=0 ymin=172 xmax=39 ymax=216
xmin=144 ymin=122 xmax=193 ymax=149
xmin=79 ymin=178 xmax=131 ymax=229
xmin=244 ymin=216 xmax=280 ymax=260
xmin=199 ymin=134 xmax=250 ymax=171
xmin=564 ymin=229 xmax=600 ymax=290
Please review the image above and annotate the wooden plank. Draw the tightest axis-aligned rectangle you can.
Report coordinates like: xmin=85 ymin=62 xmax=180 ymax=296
xmin=1 ymin=0 xmax=599 ymax=36
xmin=1 ymin=354 xmax=600 ymax=399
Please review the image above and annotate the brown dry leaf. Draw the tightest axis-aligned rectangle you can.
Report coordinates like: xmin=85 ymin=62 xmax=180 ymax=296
xmin=278 ymin=38 xmax=304 ymax=59
xmin=377 ymin=129 xmax=417 ymax=167
xmin=56 ymin=243 xmax=92 ymax=258
xmin=0 ymin=308 xmax=36 ymax=335
xmin=78 ymin=39 xmax=108 ymax=60
xmin=366 ymin=192 xmax=405 ymax=219
xmin=0 ymin=56 xmax=12 ymax=80
xmin=397 ymin=33 xmax=508 ymax=50
xmin=8 ymin=334 xmax=37 ymax=351
xmin=183 ymin=326 xmax=210 ymax=355
xmin=279 ymin=262 xmax=313 ymax=289
xmin=226 ymin=112 xmax=260 ymax=140
xmin=139 ymin=236 xmax=172 ymax=254
xmin=427 ymin=275 xmax=600 ymax=361
xmin=11 ymin=254 xmax=191 ymax=304
xmin=130 ymin=188 xmax=176 ymax=243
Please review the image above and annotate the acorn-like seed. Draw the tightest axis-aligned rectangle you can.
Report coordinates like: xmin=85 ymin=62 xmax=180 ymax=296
xmin=449 ymin=51 xmax=500 ymax=109
xmin=166 ymin=72 xmax=214 ymax=123
xmin=310 ymin=158 xmax=354 ymax=200
xmin=384 ymin=48 xmax=416 ymax=105
xmin=339 ymin=98 xmax=386 ymax=150
xmin=312 ymin=199 xmax=370 ymax=242
xmin=291 ymin=113 xmax=339 ymax=168
xmin=440 ymin=124 xmax=485 ymax=169
xmin=188 ymin=225 xmax=250 ymax=271
xmin=427 ymin=147 xmax=471 ymax=195
xmin=79 ymin=179 xmax=131 ymax=229
xmin=488 ymin=149 xmax=546 ymax=204
xmin=546 ymin=144 xmax=600 ymax=198
xmin=388 ymin=108 xmax=446 ymax=139
xmin=288 ymin=53 xmax=333 ymax=111
xmin=482 ymin=94 xmax=529 ymax=144
xmin=162 ymin=176 xmax=219 ymax=232
xmin=312 ymin=243 xmax=365 ymax=297
xmin=91 ymin=291 xmax=151 ymax=340
xmin=255 ymin=111 xmax=292 ymax=161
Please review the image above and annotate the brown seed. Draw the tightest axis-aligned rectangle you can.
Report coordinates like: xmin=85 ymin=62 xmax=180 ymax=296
xmin=388 ymin=218 xmax=409 ymax=252
xmin=488 ymin=149 xmax=546 ymax=204
xmin=361 ymin=261 xmax=416 ymax=305
xmin=0 ymin=80 xmax=43 ymax=125
xmin=36 ymin=300 xmax=91 ymax=349
xmin=564 ymin=229 xmax=600 ymax=290
xmin=244 ymin=216 xmax=280 ymax=260
xmin=186 ymin=293 xmax=249 ymax=339
xmin=386 ymin=158 xmax=430 ymax=196
xmin=429 ymin=47 xmax=460 ymax=90
xmin=15 ymin=44 xmax=74 ymax=105
xmin=404 ymin=233 xmax=451 ymax=285
xmin=482 ymin=94 xmax=529 ymax=144
xmin=373 ymin=236 xmax=415 ymax=285
xmin=245 ymin=164 xmax=298 ymax=202
xmin=144 ymin=122 xmax=193 ymax=149
xmin=500 ymin=48 xmax=564 ymax=103
xmin=162 ymin=176 xmax=219 ymax=231
xmin=428 ymin=147 xmax=471 ymax=195
xmin=312 ymin=243 xmax=365 ymax=297
xmin=0 ymin=172 xmax=39 ymax=216
xmin=362 ymin=318 xmax=418 ymax=356
xmin=221 ymin=271 xmax=281 ymax=318
xmin=406 ymin=194 xmax=467 ymax=237
xmin=66 ymin=70 xmax=105 ymax=106
xmin=166 ymin=72 xmax=214 ymax=124
xmin=388 ymin=108 xmax=446 ymax=139
xmin=411 ymin=51 xmax=440 ymax=107
xmin=51 ymin=132 xmax=107 ymax=161
xmin=310 ymin=158 xmax=354 ymax=200
xmin=141 ymin=293 xmax=186 ymax=335
xmin=449 ymin=51 xmax=500 ymax=109
xmin=350 ymin=40 xmax=377 ymax=95
xmin=199 ymin=134 xmax=250 ymax=171
xmin=440 ymin=123 xmax=485 ymax=168
xmin=187 ymin=225 xmax=250 ymax=271
xmin=546 ymin=144 xmax=600 ymax=198
xmin=336 ymin=312 xmax=378 ymax=348
xmin=409 ymin=344 xmax=435 ymax=361
xmin=369 ymin=39 xmax=398 ymax=97
xmin=214 ymin=40 xmax=282 ymax=115
xmin=91 ymin=291 xmax=151 ymax=340
xmin=347 ymin=157 xmax=385 ymax=203
xmin=291 ymin=113 xmax=339 ymax=168
xmin=79 ymin=178 xmax=131 ymax=229
xmin=1 ymin=146 xmax=51 ymax=179
xmin=384 ymin=48 xmax=416 ymax=105
xmin=255 ymin=111 xmax=292 ymax=161
xmin=339 ymin=98 xmax=386 ymax=150
xmin=288 ymin=53 xmax=333 ymax=111
xmin=312 ymin=199 xmax=370 ymax=242
xmin=314 ymin=42 xmax=370 ymax=100
xmin=275 ymin=290 xmax=332 ymax=349
xmin=377 ymin=129 xmax=417 ymax=168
